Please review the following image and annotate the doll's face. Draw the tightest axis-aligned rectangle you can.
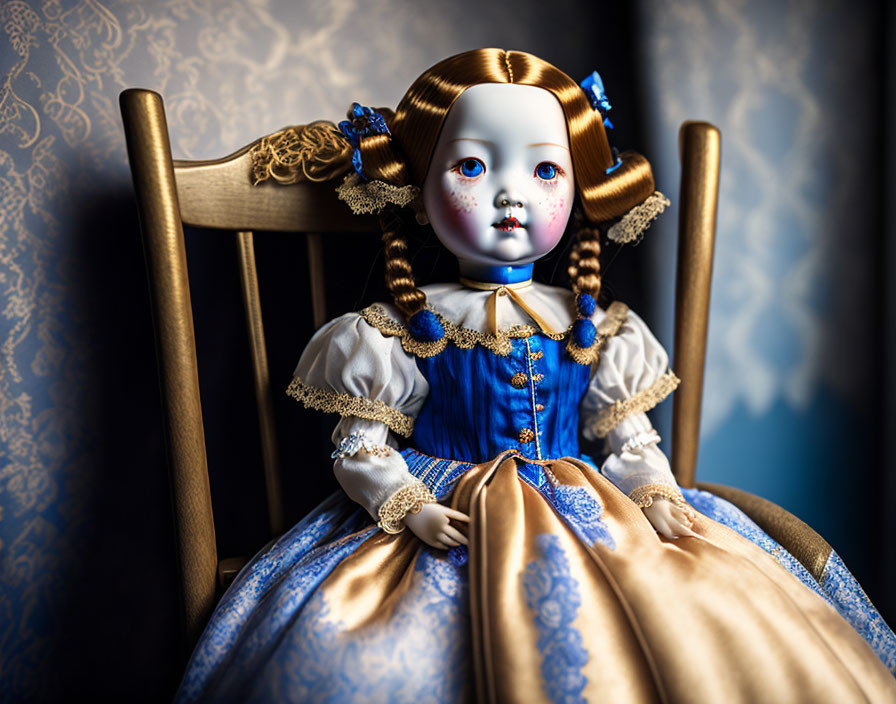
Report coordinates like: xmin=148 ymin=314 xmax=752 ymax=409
xmin=422 ymin=83 xmax=575 ymax=268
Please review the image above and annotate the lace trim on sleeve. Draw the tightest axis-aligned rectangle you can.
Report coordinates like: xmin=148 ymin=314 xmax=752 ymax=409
xmin=591 ymin=370 xmax=681 ymax=438
xmin=286 ymin=377 xmax=414 ymax=438
xmin=377 ymin=480 xmax=438 ymax=534
xmin=628 ymin=483 xmax=695 ymax=520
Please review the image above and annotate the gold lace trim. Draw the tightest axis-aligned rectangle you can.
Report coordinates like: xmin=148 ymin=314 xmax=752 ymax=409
xmin=629 ymin=483 xmax=695 ymax=520
xmin=608 ymin=191 xmax=671 ymax=245
xmin=250 ymin=122 xmax=352 ymax=185
xmin=359 ymin=304 xmax=571 ymax=359
xmin=377 ymin=480 xmax=438 ymax=534
xmin=566 ymin=301 xmax=630 ymax=365
xmin=336 ymin=172 xmax=420 ymax=215
xmin=285 ymin=377 xmax=414 ymax=438
xmin=592 ymin=370 xmax=681 ymax=438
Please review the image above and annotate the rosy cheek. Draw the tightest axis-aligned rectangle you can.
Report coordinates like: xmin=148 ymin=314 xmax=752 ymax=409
xmin=449 ymin=188 xmax=478 ymax=215
xmin=437 ymin=187 xmax=480 ymax=245
xmin=538 ymin=195 xmax=568 ymax=231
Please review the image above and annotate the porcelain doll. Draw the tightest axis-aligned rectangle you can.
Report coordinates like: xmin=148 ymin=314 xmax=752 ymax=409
xmin=175 ymin=49 xmax=896 ymax=703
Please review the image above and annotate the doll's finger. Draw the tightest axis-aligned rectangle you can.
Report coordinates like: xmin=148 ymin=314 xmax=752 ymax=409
xmin=429 ymin=537 xmax=450 ymax=551
xmin=673 ymin=521 xmax=698 ymax=538
xmin=655 ymin=518 xmax=675 ymax=539
xmin=671 ymin=506 xmax=694 ymax=526
xmin=441 ymin=507 xmax=470 ymax=522
xmin=443 ymin=524 xmax=468 ymax=545
xmin=439 ymin=534 xmax=460 ymax=548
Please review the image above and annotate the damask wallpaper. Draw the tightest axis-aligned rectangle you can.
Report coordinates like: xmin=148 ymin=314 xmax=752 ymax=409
xmin=0 ymin=0 xmax=890 ymax=699
xmin=640 ymin=0 xmax=888 ymax=606
xmin=0 ymin=0 xmax=642 ymax=698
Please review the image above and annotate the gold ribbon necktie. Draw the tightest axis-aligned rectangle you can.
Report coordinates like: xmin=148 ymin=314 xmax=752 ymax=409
xmin=460 ymin=278 xmax=561 ymax=336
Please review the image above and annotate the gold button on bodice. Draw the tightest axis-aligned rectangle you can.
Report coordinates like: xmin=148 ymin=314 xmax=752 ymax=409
xmin=529 ymin=350 xmax=543 ymax=361
xmin=510 ymin=372 xmax=528 ymax=389
xmin=519 ymin=428 xmax=535 ymax=443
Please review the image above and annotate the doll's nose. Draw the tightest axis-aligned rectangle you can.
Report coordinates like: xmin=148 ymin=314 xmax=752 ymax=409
xmin=495 ymin=191 xmax=526 ymax=210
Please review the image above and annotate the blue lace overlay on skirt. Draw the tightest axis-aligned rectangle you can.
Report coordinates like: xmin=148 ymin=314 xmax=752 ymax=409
xmin=523 ymin=534 xmax=589 ymax=704
xmin=177 ymin=492 xmax=471 ymax=703
xmin=821 ymin=552 xmax=896 ymax=673
xmin=247 ymin=552 xmax=469 ymax=702
xmin=176 ymin=464 xmax=896 ymax=701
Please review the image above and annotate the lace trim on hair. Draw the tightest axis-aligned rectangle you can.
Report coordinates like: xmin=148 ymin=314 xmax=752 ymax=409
xmin=592 ymin=370 xmax=681 ymax=438
xmin=628 ymin=483 xmax=695 ymax=520
xmin=250 ymin=122 xmax=352 ymax=185
xmin=566 ymin=301 xmax=629 ymax=365
xmin=377 ymin=480 xmax=438 ymax=534
xmin=336 ymin=172 xmax=420 ymax=214
xmin=608 ymin=191 xmax=671 ymax=245
xmin=286 ymin=377 xmax=414 ymax=438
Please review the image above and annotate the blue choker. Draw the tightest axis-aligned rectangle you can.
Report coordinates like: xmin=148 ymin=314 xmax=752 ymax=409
xmin=458 ymin=263 xmax=534 ymax=286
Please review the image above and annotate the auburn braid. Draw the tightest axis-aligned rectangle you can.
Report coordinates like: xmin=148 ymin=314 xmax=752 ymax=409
xmin=570 ymin=226 xmax=601 ymax=301
xmin=380 ymin=212 xmax=426 ymax=318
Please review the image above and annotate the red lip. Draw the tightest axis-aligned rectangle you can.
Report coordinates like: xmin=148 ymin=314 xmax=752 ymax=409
xmin=494 ymin=217 xmax=522 ymax=232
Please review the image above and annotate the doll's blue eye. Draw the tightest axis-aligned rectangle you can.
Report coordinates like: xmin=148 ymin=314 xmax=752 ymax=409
xmin=458 ymin=158 xmax=484 ymax=178
xmin=535 ymin=162 xmax=559 ymax=180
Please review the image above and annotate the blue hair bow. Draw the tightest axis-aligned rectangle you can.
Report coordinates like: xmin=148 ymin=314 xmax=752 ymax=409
xmin=580 ymin=70 xmax=613 ymax=130
xmin=338 ymin=103 xmax=391 ymax=180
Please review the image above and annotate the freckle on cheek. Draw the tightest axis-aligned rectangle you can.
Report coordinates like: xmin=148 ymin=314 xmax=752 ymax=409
xmin=449 ymin=190 xmax=477 ymax=215
xmin=547 ymin=197 xmax=566 ymax=227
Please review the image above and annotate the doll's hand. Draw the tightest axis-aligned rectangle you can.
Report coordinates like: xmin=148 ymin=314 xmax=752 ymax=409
xmin=403 ymin=503 xmax=470 ymax=550
xmin=642 ymin=497 xmax=697 ymax=539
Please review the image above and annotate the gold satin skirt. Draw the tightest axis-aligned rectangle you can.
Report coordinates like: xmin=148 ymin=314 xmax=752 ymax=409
xmin=312 ymin=453 xmax=896 ymax=703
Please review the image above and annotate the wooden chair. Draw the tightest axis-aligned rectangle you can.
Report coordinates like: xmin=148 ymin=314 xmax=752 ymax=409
xmin=119 ymin=89 xmax=833 ymax=656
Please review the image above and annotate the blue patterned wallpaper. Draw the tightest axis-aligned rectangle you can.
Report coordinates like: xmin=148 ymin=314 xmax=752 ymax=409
xmin=0 ymin=0 xmax=636 ymax=698
xmin=0 ymin=0 xmax=889 ymax=699
xmin=639 ymin=0 xmax=887 ymax=605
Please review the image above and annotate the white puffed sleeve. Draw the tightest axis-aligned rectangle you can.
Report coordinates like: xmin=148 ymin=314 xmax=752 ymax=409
xmin=287 ymin=312 xmax=431 ymax=521
xmin=580 ymin=308 xmax=689 ymax=511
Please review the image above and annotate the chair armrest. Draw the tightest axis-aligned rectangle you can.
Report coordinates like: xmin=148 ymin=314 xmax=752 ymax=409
xmin=696 ymin=481 xmax=832 ymax=582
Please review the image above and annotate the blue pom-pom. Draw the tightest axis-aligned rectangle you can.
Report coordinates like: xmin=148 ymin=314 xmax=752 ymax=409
xmin=572 ymin=318 xmax=597 ymax=348
xmin=576 ymin=293 xmax=596 ymax=317
xmin=408 ymin=309 xmax=445 ymax=342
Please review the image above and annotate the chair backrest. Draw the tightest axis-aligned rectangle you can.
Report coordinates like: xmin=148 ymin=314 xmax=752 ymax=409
xmin=119 ymin=88 xmax=720 ymax=651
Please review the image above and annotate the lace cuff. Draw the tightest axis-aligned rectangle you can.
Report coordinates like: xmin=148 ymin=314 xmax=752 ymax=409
xmin=377 ymin=480 xmax=438 ymax=534
xmin=287 ymin=377 xmax=414 ymax=437
xmin=629 ymin=483 xmax=695 ymax=521
xmin=591 ymin=371 xmax=680 ymax=438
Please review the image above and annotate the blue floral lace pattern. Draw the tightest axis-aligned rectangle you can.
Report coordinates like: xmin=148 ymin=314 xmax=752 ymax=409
xmin=821 ymin=552 xmax=896 ymax=675
xmin=176 ymin=494 xmax=373 ymax=702
xmin=247 ymin=549 xmax=470 ymax=703
xmin=522 ymin=534 xmax=590 ymax=704
xmin=538 ymin=482 xmax=616 ymax=550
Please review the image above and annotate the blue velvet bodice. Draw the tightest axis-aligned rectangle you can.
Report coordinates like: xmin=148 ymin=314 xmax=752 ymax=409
xmin=411 ymin=335 xmax=592 ymax=464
